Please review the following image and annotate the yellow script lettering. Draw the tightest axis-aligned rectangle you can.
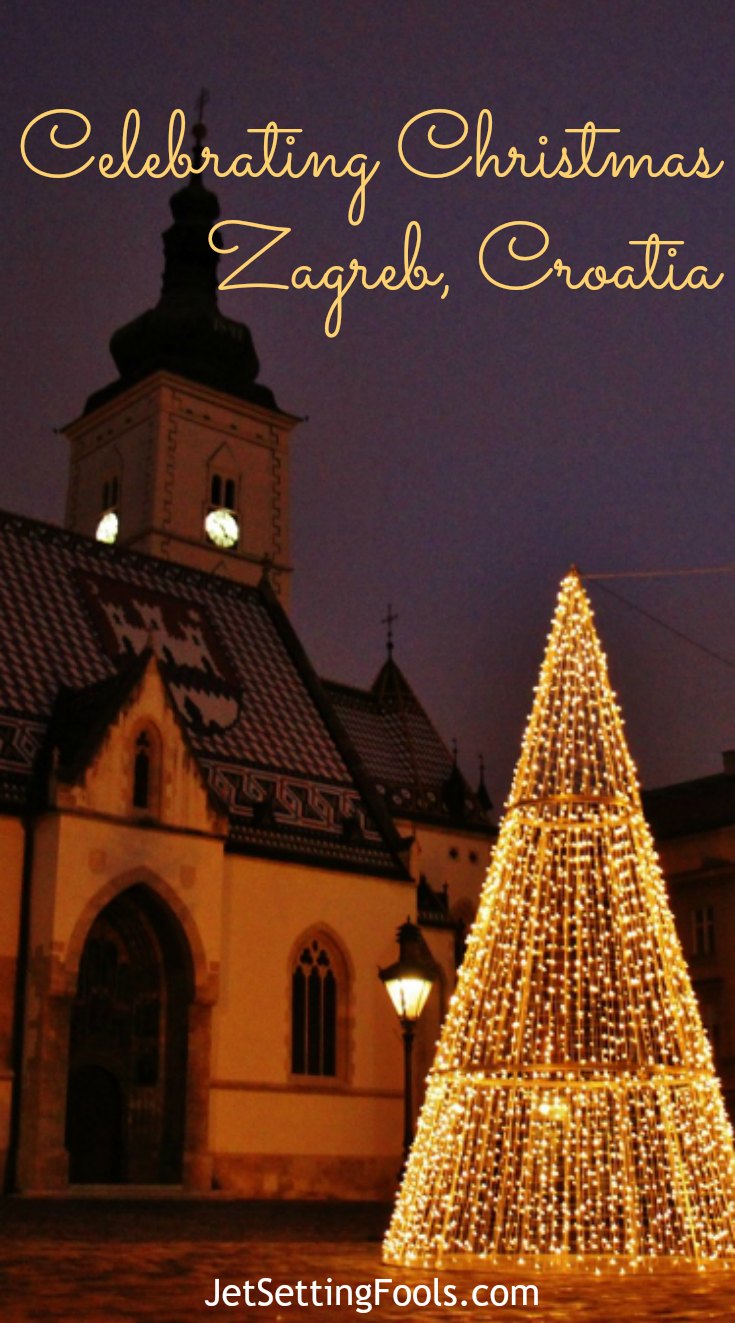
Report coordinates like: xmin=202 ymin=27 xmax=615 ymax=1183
xmin=208 ymin=220 xmax=291 ymax=292
xmin=478 ymin=221 xmax=553 ymax=290
xmin=398 ymin=108 xmax=473 ymax=179
xmin=21 ymin=108 xmax=94 ymax=179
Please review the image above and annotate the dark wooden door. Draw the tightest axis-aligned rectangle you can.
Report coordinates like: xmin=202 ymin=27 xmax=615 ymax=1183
xmin=65 ymin=888 xmax=188 ymax=1183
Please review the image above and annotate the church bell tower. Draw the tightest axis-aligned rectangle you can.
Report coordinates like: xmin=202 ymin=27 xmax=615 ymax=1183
xmin=62 ymin=113 xmax=299 ymax=605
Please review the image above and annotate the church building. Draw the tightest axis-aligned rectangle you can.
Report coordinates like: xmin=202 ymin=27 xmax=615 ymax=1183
xmin=0 ymin=132 xmax=494 ymax=1198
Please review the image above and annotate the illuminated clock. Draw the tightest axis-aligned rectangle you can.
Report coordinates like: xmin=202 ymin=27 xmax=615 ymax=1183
xmin=204 ymin=507 xmax=239 ymax=549
xmin=95 ymin=510 xmax=119 ymax=544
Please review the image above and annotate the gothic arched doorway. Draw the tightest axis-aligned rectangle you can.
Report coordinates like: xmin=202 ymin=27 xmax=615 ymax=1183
xmin=65 ymin=885 xmax=192 ymax=1184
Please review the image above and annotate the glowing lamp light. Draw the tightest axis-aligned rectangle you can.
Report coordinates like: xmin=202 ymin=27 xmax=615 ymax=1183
xmin=382 ymin=973 xmax=433 ymax=1021
xmin=381 ymin=962 xmax=435 ymax=1022
xmin=380 ymin=920 xmax=437 ymax=1168
xmin=379 ymin=920 xmax=436 ymax=1023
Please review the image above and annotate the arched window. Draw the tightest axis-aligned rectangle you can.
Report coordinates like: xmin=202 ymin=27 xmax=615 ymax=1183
xmin=131 ymin=725 xmax=161 ymax=816
xmin=209 ymin=471 xmax=237 ymax=511
xmin=101 ymin=474 xmax=120 ymax=512
xmin=291 ymin=935 xmax=348 ymax=1078
xmin=133 ymin=732 xmax=151 ymax=808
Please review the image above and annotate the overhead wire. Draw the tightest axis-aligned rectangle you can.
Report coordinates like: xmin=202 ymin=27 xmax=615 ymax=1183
xmin=581 ymin=569 xmax=735 ymax=674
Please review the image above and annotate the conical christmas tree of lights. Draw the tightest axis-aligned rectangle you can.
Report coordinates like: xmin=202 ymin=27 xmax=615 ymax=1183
xmin=384 ymin=570 xmax=735 ymax=1268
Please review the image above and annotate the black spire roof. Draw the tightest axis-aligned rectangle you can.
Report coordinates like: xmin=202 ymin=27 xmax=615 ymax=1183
xmin=85 ymin=115 xmax=278 ymax=414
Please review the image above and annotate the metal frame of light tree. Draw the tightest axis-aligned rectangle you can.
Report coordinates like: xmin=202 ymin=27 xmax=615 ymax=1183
xmin=383 ymin=570 xmax=735 ymax=1270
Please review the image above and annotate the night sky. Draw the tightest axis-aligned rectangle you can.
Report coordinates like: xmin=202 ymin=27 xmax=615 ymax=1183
xmin=3 ymin=2 xmax=734 ymax=807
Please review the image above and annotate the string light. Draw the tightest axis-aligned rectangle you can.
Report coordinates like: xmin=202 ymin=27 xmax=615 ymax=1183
xmin=383 ymin=570 xmax=735 ymax=1270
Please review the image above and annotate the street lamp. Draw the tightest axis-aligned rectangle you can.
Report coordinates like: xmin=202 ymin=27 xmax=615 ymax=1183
xmin=379 ymin=919 xmax=437 ymax=1169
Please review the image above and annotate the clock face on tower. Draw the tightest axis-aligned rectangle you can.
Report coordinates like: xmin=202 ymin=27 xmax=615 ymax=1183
xmin=204 ymin=507 xmax=239 ymax=549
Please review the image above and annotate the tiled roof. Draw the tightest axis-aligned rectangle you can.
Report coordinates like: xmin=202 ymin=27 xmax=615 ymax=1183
xmin=50 ymin=649 xmax=154 ymax=782
xmin=323 ymin=659 xmax=493 ymax=833
xmin=643 ymin=771 xmax=735 ymax=841
xmin=0 ymin=512 xmax=406 ymax=878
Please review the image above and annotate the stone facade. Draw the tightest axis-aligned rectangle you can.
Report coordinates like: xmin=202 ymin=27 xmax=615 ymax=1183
xmin=4 ymin=652 xmax=476 ymax=1196
xmin=64 ymin=371 xmax=298 ymax=606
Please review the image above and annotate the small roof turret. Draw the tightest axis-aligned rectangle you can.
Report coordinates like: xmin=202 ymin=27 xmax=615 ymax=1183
xmin=323 ymin=644 xmax=495 ymax=834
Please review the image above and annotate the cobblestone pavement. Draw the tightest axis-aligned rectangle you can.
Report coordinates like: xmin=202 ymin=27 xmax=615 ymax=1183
xmin=2 ymin=1199 xmax=735 ymax=1322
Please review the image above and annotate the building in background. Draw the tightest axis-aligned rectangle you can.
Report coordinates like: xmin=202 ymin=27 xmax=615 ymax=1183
xmin=0 ymin=140 xmax=493 ymax=1199
xmin=644 ymin=758 xmax=735 ymax=1118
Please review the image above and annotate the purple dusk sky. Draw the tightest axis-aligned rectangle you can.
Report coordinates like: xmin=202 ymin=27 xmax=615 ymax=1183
xmin=3 ymin=2 xmax=734 ymax=805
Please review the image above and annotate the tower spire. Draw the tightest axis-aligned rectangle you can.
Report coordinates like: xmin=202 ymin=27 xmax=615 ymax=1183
xmin=85 ymin=94 xmax=277 ymax=414
xmin=384 ymin=571 xmax=735 ymax=1268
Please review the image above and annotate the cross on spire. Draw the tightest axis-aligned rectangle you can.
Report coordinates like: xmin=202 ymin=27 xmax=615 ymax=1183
xmin=192 ymin=88 xmax=209 ymax=167
xmin=381 ymin=604 xmax=398 ymax=658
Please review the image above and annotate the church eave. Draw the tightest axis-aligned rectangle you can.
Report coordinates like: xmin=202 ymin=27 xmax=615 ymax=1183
xmin=62 ymin=367 xmax=302 ymax=438
xmin=224 ymin=826 xmax=410 ymax=880
xmin=0 ymin=779 xmax=28 ymax=813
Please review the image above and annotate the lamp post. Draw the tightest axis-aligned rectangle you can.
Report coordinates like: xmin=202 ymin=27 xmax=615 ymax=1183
xmin=379 ymin=919 xmax=437 ymax=1169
